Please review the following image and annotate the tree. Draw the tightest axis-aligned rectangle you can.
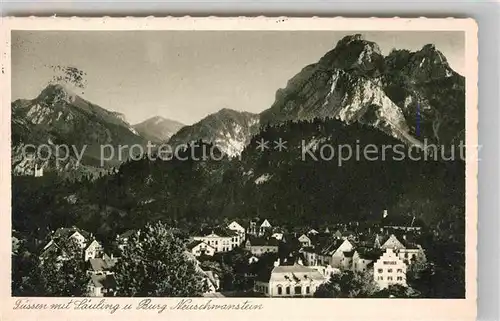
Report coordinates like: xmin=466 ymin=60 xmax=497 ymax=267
xmin=314 ymin=273 xmax=342 ymax=298
xmin=113 ymin=221 xmax=208 ymax=296
xmin=314 ymin=270 xmax=378 ymax=298
xmin=370 ymin=284 xmax=420 ymax=298
xmin=38 ymin=239 xmax=89 ymax=296
xmin=12 ymin=244 xmax=44 ymax=296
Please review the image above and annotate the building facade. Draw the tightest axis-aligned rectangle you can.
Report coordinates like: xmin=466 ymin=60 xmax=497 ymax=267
xmin=373 ymin=248 xmax=407 ymax=288
xmin=254 ymin=264 xmax=326 ymax=297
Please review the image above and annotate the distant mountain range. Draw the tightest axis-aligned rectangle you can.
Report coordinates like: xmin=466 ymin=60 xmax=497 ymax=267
xmin=11 ymin=34 xmax=465 ymax=178
xmin=133 ymin=116 xmax=184 ymax=143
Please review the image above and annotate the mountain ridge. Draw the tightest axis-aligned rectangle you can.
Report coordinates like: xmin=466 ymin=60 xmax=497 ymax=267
xmin=133 ymin=116 xmax=185 ymax=143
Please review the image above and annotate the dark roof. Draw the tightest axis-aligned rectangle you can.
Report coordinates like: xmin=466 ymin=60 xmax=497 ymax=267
xmin=343 ymin=250 xmax=355 ymax=258
xmin=196 ymin=227 xmax=237 ymax=238
xmin=301 ymin=246 xmax=315 ymax=253
xmin=53 ymin=227 xmax=91 ymax=240
xmin=186 ymin=240 xmax=204 ymax=250
xmin=317 ymin=238 xmax=346 ymax=255
xmin=246 ymin=236 xmax=279 ymax=247
xmin=356 ymin=247 xmax=383 ymax=261
xmin=380 ymin=233 xmax=422 ymax=250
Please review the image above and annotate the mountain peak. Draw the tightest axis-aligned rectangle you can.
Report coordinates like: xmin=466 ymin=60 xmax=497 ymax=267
xmin=337 ymin=33 xmax=365 ymax=45
xmin=133 ymin=116 xmax=184 ymax=143
xmin=37 ymin=83 xmax=78 ymax=106
xmin=318 ymin=34 xmax=384 ymax=77
xmin=168 ymin=109 xmax=259 ymax=156
xmin=421 ymin=43 xmax=437 ymax=52
xmin=402 ymin=44 xmax=454 ymax=81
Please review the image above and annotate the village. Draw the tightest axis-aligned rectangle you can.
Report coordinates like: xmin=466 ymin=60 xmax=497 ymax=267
xmin=13 ymin=208 xmax=429 ymax=298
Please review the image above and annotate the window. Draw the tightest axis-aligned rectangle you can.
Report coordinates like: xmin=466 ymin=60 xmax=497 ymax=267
xmin=377 ymin=269 xmax=383 ymax=273
xmin=286 ymin=287 xmax=290 ymax=295
xmin=277 ymin=286 xmax=282 ymax=295
xmin=306 ymin=286 xmax=310 ymax=294
xmin=387 ymin=277 xmax=393 ymax=281
xmin=397 ymin=277 xmax=403 ymax=281
xmin=397 ymin=269 xmax=402 ymax=273
xmin=294 ymin=286 xmax=302 ymax=295
xmin=378 ymin=276 xmax=383 ymax=281
xmin=387 ymin=269 xmax=393 ymax=273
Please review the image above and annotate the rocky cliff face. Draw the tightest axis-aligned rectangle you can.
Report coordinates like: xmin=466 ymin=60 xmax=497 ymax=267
xmin=168 ymin=109 xmax=260 ymax=157
xmin=11 ymin=84 xmax=148 ymax=177
xmin=261 ymin=34 xmax=464 ymax=148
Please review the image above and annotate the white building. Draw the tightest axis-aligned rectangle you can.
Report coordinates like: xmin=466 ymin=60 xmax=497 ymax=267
xmin=298 ymin=234 xmax=312 ymax=248
xmin=302 ymin=238 xmax=354 ymax=269
xmin=193 ymin=228 xmax=239 ymax=253
xmin=373 ymin=248 xmax=407 ymax=288
xmin=84 ymin=239 xmax=103 ymax=261
xmin=271 ymin=232 xmax=284 ymax=241
xmin=381 ymin=234 xmax=426 ymax=266
xmin=248 ymin=218 xmax=272 ymax=237
xmin=227 ymin=221 xmax=246 ymax=243
xmin=186 ymin=240 xmax=216 ymax=257
xmin=34 ymin=164 xmax=44 ymax=177
xmin=254 ymin=263 xmax=326 ymax=297
xmin=40 ymin=227 xmax=95 ymax=261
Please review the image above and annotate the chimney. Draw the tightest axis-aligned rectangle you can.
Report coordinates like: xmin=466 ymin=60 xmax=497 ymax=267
xmin=274 ymin=258 xmax=280 ymax=267
xmin=383 ymin=209 xmax=388 ymax=218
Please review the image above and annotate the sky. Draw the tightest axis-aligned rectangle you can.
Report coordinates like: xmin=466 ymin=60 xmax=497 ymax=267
xmin=11 ymin=31 xmax=464 ymax=125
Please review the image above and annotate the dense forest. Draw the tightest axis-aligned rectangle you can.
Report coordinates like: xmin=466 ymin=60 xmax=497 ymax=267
xmin=12 ymin=117 xmax=465 ymax=251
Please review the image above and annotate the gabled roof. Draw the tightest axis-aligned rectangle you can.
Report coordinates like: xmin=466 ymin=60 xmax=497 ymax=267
xmin=249 ymin=218 xmax=272 ymax=227
xmin=318 ymin=238 xmax=347 ymax=256
xmin=355 ymin=247 xmax=383 ymax=261
xmin=228 ymin=221 xmax=244 ymax=229
xmin=53 ymin=227 xmax=91 ymax=240
xmin=186 ymin=240 xmax=215 ymax=251
xmin=84 ymin=239 xmax=101 ymax=251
